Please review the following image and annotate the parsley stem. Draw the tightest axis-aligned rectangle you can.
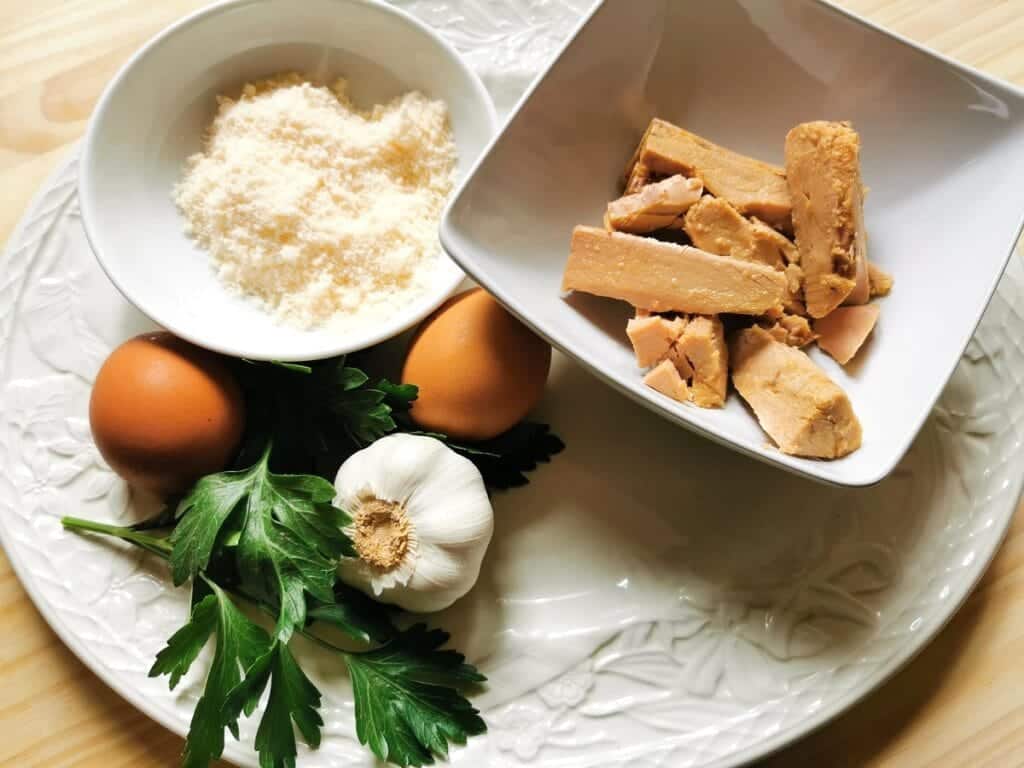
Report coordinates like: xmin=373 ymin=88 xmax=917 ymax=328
xmin=61 ymin=516 xmax=173 ymax=559
xmin=233 ymin=585 xmax=355 ymax=657
xmin=59 ymin=520 xmax=372 ymax=663
xmin=270 ymin=360 xmax=313 ymax=374
xmin=296 ymin=623 xmax=352 ymax=655
xmin=241 ymin=358 xmax=313 ymax=374
xmin=62 ymin=514 xmax=359 ymax=658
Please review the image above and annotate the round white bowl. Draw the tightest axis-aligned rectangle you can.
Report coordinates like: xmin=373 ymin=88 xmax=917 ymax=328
xmin=80 ymin=0 xmax=496 ymax=361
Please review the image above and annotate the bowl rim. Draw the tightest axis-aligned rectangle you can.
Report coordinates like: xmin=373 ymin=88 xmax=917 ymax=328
xmin=79 ymin=0 xmax=498 ymax=362
xmin=439 ymin=0 xmax=1024 ymax=489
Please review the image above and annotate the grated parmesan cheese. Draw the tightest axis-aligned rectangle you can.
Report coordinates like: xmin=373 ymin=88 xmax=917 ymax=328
xmin=173 ymin=73 xmax=457 ymax=331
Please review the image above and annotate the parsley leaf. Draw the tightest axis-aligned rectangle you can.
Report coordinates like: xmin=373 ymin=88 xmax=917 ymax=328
xmin=331 ymin=367 xmax=417 ymax=445
xmin=308 ymin=583 xmax=397 ymax=645
xmin=223 ymin=641 xmax=324 ymax=768
xmin=344 ymin=624 xmax=486 ymax=766
xmin=416 ymin=421 xmax=566 ymax=490
xmin=232 ymin=358 xmax=418 ymax=477
xmin=375 ymin=379 xmax=418 ymax=413
xmin=149 ymin=580 xmax=272 ymax=768
xmin=171 ymin=444 xmax=353 ymax=640
xmin=258 ymin=644 xmax=323 ymax=765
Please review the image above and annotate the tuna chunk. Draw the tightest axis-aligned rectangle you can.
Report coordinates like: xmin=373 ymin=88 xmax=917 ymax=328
xmin=626 ymin=313 xmax=687 ymax=368
xmin=784 ymin=121 xmax=867 ymax=318
xmin=846 ymin=245 xmax=871 ymax=305
xmin=750 ymin=217 xmax=800 ymax=265
xmin=783 ymin=263 xmax=806 ymax=316
xmin=683 ymin=198 xmax=805 ymax=313
xmin=625 ymin=161 xmax=653 ymax=194
xmin=814 ymin=304 xmax=880 ymax=365
xmin=676 ymin=315 xmax=728 ymax=407
xmin=684 ymin=197 xmax=790 ymax=268
xmin=607 ymin=175 xmax=704 ymax=234
xmin=563 ymin=226 xmax=786 ymax=316
xmin=760 ymin=314 xmax=817 ymax=348
xmin=632 ymin=314 xmax=726 ymax=408
xmin=626 ymin=119 xmax=792 ymax=231
xmin=868 ymin=262 xmax=894 ymax=297
xmin=644 ymin=360 xmax=689 ymax=403
xmin=730 ymin=326 xmax=862 ymax=458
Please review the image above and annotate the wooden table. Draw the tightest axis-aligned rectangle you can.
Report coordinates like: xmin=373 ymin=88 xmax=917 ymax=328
xmin=2 ymin=1 xmax=1023 ymax=766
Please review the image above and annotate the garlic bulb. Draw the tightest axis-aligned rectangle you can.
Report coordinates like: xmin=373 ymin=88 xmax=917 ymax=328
xmin=334 ymin=433 xmax=493 ymax=613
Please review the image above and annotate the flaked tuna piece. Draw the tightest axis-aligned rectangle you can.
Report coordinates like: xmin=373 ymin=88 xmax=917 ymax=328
xmin=625 ymin=309 xmax=696 ymax=377
xmin=845 ymin=244 xmax=871 ymax=305
xmin=868 ymin=262 xmax=894 ymax=297
xmin=763 ymin=223 xmax=805 ymax=313
xmin=753 ymin=218 xmax=805 ymax=314
xmin=632 ymin=314 xmax=725 ymax=408
xmin=607 ymin=175 xmax=704 ymax=234
xmin=783 ymin=263 xmax=806 ymax=316
xmin=760 ymin=314 xmax=817 ymax=348
xmin=784 ymin=121 xmax=867 ymax=318
xmin=751 ymin=217 xmax=800 ymax=264
xmin=676 ymin=315 xmax=728 ymax=407
xmin=814 ymin=304 xmax=880 ymax=365
xmin=682 ymin=198 xmax=805 ymax=314
xmin=644 ymin=359 xmax=689 ymax=402
xmin=684 ymin=196 xmax=790 ymax=268
xmin=625 ymin=161 xmax=654 ymax=194
xmin=563 ymin=226 xmax=786 ymax=316
xmin=665 ymin=342 xmax=696 ymax=380
xmin=730 ymin=326 xmax=862 ymax=458
xmin=626 ymin=313 xmax=688 ymax=368
xmin=626 ymin=119 xmax=792 ymax=231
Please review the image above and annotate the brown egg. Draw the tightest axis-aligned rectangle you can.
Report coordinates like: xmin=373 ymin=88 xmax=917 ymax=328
xmin=89 ymin=332 xmax=245 ymax=494
xmin=402 ymin=288 xmax=552 ymax=441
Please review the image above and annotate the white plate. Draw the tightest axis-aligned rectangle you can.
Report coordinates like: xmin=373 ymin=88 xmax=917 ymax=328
xmin=1 ymin=2 xmax=1023 ymax=767
xmin=441 ymin=0 xmax=1024 ymax=487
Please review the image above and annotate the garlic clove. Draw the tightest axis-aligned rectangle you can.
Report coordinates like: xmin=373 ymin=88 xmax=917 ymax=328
xmin=405 ymin=490 xmax=492 ymax=544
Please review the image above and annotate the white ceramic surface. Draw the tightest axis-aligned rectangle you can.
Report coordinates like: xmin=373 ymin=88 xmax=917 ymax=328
xmin=79 ymin=0 xmax=498 ymax=362
xmin=3 ymin=3 xmax=1024 ymax=768
xmin=441 ymin=0 xmax=1024 ymax=487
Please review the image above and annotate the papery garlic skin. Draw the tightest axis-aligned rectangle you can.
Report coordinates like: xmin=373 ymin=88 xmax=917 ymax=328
xmin=334 ymin=433 xmax=493 ymax=613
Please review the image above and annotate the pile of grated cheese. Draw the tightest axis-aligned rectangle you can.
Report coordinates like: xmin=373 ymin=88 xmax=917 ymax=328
xmin=174 ymin=73 xmax=457 ymax=331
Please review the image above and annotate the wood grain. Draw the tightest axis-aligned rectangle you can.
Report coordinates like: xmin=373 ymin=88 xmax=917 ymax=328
xmin=1 ymin=1 xmax=1023 ymax=766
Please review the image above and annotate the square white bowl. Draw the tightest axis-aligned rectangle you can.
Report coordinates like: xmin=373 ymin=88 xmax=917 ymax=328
xmin=441 ymin=0 xmax=1024 ymax=486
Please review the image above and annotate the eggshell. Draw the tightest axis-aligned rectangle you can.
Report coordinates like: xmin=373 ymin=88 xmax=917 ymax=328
xmin=89 ymin=332 xmax=245 ymax=494
xmin=402 ymin=288 xmax=551 ymax=441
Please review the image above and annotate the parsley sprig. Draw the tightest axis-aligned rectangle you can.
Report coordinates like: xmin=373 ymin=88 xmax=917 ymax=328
xmin=171 ymin=443 xmax=352 ymax=640
xmin=152 ymin=579 xmax=272 ymax=768
xmin=62 ymin=451 xmax=485 ymax=768
xmin=345 ymin=625 xmax=485 ymax=766
xmin=61 ymin=359 xmax=564 ymax=767
xmin=233 ymin=356 xmax=562 ymax=487
xmin=232 ymin=357 xmax=418 ymax=478
xmin=414 ymin=422 xmax=566 ymax=490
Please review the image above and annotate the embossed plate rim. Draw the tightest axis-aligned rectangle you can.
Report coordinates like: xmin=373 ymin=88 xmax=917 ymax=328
xmin=706 ymin=492 xmax=1020 ymax=768
xmin=0 ymin=151 xmax=264 ymax=763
